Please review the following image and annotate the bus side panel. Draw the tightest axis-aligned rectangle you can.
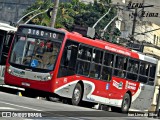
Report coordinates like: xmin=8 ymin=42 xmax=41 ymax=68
xmin=130 ymin=84 xmax=155 ymax=111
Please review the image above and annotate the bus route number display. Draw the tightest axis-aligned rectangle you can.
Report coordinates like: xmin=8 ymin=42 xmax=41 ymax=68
xmin=21 ymin=27 xmax=59 ymax=39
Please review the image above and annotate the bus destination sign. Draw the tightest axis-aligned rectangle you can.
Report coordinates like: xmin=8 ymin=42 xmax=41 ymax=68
xmin=19 ymin=27 xmax=64 ymax=40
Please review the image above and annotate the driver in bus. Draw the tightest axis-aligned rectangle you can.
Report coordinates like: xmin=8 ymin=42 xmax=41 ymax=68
xmin=41 ymin=43 xmax=58 ymax=70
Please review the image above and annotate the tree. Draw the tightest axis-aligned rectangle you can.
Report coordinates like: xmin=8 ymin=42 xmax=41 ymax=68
xmin=22 ymin=0 xmax=121 ymax=42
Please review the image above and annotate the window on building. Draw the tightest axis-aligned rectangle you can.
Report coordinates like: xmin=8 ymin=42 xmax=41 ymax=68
xmin=153 ymin=34 xmax=156 ymax=44
xmin=157 ymin=36 xmax=159 ymax=45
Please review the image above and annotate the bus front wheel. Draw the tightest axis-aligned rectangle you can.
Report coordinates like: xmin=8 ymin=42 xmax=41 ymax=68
xmin=72 ymin=83 xmax=83 ymax=106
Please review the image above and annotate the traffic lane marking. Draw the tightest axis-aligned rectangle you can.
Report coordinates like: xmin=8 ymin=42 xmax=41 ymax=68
xmin=0 ymin=101 xmax=42 ymax=111
xmin=0 ymin=101 xmax=86 ymax=120
xmin=0 ymin=107 xmax=17 ymax=110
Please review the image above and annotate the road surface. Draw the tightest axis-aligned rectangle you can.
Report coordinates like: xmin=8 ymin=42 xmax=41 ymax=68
xmin=0 ymin=91 xmax=159 ymax=120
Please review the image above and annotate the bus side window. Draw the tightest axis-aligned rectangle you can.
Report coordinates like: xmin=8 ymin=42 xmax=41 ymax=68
xmin=101 ymin=52 xmax=114 ymax=81
xmin=58 ymin=40 xmax=79 ymax=78
xmin=101 ymin=66 xmax=112 ymax=81
xmin=139 ymin=62 xmax=149 ymax=84
xmin=89 ymin=49 xmax=103 ymax=79
xmin=76 ymin=45 xmax=92 ymax=76
xmin=114 ymin=55 xmax=127 ymax=78
xmin=148 ymin=64 xmax=156 ymax=86
xmin=127 ymin=59 xmax=139 ymax=81
xmin=103 ymin=52 xmax=114 ymax=67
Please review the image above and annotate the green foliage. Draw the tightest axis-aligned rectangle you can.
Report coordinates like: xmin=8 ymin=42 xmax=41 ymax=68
xmin=21 ymin=0 xmax=121 ymax=42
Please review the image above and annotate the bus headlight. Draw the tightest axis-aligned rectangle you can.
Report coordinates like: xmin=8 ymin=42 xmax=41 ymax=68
xmin=7 ymin=67 xmax=12 ymax=74
xmin=44 ymin=74 xmax=52 ymax=81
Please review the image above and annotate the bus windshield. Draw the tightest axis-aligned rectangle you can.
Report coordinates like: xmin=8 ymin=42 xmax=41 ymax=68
xmin=9 ymin=36 xmax=61 ymax=70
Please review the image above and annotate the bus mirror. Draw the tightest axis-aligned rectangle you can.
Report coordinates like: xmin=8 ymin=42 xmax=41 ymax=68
xmin=87 ymin=27 xmax=95 ymax=39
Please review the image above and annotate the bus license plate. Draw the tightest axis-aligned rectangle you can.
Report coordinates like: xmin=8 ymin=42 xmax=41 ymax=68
xmin=22 ymin=82 xmax=30 ymax=87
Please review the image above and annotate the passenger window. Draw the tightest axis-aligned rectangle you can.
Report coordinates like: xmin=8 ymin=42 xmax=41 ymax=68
xmin=76 ymin=60 xmax=90 ymax=76
xmin=139 ymin=62 xmax=149 ymax=76
xmin=76 ymin=44 xmax=92 ymax=77
xmin=148 ymin=64 xmax=156 ymax=86
xmin=139 ymin=62 xmax=149 ymax=84
xmin=58 ymin=40 xmax=79 ymax=78
xmin=128 ymin=59 xmax=139 ymax=74
xmin=90 ymin=64 xmax=101 ymax=79
xmin=114 ymin=56 xmax=127 ymax=78
xmin=103 ymin=52 xmax=114 ymax=67
xmin=89 ymin=49 xmax=103 ymax=79
xmin=92 ymin=49 xmax=103 ymax=64
xmin=127 ymin=59 xmax=139 ymax=81
xmin=101 ymin=52 xmax=114 ymax=81
xmin=101 ymin=66 xmax=112 ymax=81
xmin=78 ymin=45 xmax=92 ymax=61
xmin=149 ymin=64 xmax=156 ymax=78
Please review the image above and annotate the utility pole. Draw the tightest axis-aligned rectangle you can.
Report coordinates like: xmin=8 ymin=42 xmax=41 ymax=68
xmin=109 ymin=21 xmax=116 ymax=42
xmin=50 ymin=0 xmax=59 ymax=27
xmin=131 ymin=7 xmax=138 ymax=38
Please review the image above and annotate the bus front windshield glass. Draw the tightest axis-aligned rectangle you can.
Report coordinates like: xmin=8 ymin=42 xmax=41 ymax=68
xmin=10 ymin=36 xmax=61 ymax=70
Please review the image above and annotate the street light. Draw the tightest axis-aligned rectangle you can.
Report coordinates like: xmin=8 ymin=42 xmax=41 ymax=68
xmin=92 ymin=8 xmax=111 ymax=28
xmin=24 ymin=9 xmax=49 ymax=24
xmin=101 ymin=15 xmax=118 ymax=38
xmin=87 ymin=8 xmax=111 ymax=38
xmin=17 ymin=6 xmax=41 ymax=24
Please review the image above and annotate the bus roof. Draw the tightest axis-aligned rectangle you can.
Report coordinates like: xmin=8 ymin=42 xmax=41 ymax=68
xmin=66 ymin=31 xmax=136 ymax=57
xmin=65 ymin=30 xmax=158 ymax=64
xmin=0 ymin=22 xmax=17 ymax=32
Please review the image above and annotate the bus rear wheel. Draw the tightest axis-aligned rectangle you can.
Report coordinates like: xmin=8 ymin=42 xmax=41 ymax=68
xmin=72 ymin=83 xmax=83 ymax=106
xmin=121 ymin=93 xmax=131 ymax=113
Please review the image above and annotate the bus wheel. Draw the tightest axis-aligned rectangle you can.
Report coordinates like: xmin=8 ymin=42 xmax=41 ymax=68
xmin=121 ymin=93 xmax=131 ymax=113
xmin=72 ymin=83 xmax=83 ymax=106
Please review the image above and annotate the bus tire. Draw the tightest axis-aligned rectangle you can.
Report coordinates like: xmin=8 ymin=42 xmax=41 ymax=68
xmin=121 ymin=93 xmax=131 ymax=113
xmin=72 ymin=83 xmax=83 ymax=106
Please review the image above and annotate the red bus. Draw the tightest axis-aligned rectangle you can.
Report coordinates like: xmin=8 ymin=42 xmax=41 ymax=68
xmin=4 ymin=24 xmax=158 ymax=112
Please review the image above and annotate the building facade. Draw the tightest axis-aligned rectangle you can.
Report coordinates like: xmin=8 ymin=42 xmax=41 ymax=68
xmin=0 ymin=0 xmax=71 ymax=24
xmin=0 ymin=0 xmax=35 ymax=23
